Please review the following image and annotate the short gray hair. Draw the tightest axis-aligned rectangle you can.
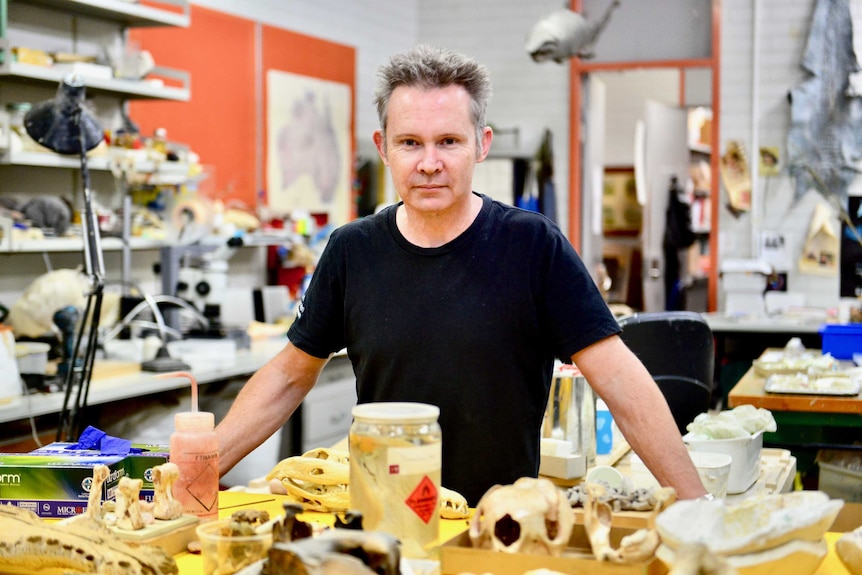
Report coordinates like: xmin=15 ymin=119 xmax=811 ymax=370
xmin=374 ymin=45 xmax=492 ymax=147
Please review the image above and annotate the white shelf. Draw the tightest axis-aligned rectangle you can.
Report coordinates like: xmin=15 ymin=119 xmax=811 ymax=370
xmin=0 ymin=338 xmax=287 ymax=424
xmin=0 ymin=60 xmax=190 ymax=101
xmin=6 ymin=236 xmax=165 ymax=253
xmin=13 ymin=0 xmax=189 ymax=28
xmin=0 ymin=148 xmax=194 ymax=177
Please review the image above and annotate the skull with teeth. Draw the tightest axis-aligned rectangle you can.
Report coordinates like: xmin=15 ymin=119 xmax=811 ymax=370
xmin=468 ymin=477 xmax=574 ymax=556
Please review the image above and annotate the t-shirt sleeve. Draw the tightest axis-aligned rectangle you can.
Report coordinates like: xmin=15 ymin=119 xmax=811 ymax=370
xmin=541 ymin=227 xmax=621 ymax=359
xmin=286 ymin=231 xmax=347 ymax=359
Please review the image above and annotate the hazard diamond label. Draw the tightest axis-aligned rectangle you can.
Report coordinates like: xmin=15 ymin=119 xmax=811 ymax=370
xmin=405 ymin=475 xmax=438 ymax=524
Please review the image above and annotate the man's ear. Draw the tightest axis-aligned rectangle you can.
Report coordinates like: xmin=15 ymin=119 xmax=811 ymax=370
xmin=477 ymin=126 xmax=493 ymax=162
xmin=373 ymin=130 xmax=388 ymax=165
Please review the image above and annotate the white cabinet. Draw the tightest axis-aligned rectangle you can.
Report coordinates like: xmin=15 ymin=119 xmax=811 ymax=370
xmin=282 ymin=354 xmax=357 ymax=456
xmin=301 ymin=377 xmax=356 ymax=452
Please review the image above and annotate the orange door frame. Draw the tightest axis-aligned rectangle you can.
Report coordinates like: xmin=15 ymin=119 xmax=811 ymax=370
xmin=568 ymin=0 xmax=721 ymax=311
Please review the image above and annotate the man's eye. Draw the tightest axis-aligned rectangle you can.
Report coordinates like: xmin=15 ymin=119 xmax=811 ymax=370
xmin=402 ymin=139 xmax=418 ymax=146
xmin=441 ymin=138 xmax=457 ymax=145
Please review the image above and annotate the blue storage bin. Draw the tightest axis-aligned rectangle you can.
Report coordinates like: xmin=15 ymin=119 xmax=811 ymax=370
xmin=819 ymin=324 xmax=862 ymax=360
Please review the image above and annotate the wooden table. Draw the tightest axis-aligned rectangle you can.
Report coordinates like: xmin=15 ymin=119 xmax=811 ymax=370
xmin=702 ymin=313 xmax=825 ymax=407
xmin=728 ymin=364 xmax=862 ymax=415
xmin=728 ymin=356 xmax=862 ymax=474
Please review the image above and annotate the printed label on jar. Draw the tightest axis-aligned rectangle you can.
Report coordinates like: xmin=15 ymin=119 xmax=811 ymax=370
xmin=386 ymin=443 xmax=441 ymax=475
xmin=405 ymin=475 xmax=438 ymax=524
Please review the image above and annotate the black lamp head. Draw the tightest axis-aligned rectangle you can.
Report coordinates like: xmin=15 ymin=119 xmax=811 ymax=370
xmin=24 ymin=73 xmax=104 ymax=155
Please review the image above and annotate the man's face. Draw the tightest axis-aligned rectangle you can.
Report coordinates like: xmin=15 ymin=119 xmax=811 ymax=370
xmin=374 ymin=84 xmax=492 ymax=214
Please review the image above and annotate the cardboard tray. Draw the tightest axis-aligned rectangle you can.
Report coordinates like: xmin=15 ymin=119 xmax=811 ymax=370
xmin=440 ymin=523 xmax=666 ymax=575
xmin=111 ymin=514 xmax=200 ymax=556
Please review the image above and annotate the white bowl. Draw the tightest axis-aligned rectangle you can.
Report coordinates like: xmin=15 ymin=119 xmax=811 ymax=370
xmin=683 ymin=430 xmax=763 ymax=494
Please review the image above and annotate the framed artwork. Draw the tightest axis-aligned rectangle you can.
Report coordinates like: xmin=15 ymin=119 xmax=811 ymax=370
xmin=602 ymin=167 xmax=642 ymax=235
xmin=266 ymin=69 xmax=352 ymax=226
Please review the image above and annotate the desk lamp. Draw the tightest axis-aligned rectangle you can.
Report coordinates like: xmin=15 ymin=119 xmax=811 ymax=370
xmin=25 ymin=74 xmax=105 ymax=441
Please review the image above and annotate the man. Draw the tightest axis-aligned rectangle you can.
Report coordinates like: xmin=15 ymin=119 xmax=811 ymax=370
xmin=217 ymin=45 xmax=707 ymax=505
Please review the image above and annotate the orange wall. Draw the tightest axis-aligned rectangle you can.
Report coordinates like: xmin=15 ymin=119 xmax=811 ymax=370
xmin=129 ymin=6 xmax=355 ymax=211
xmin=261 ymin=25 xmax=356 ymax=212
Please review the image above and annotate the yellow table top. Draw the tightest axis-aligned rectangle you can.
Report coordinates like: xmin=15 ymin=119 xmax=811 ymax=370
xmin=175 ymin=492 xmax=853 ymax=574
xmin=175 ymin=491 xmax=470 ymax=573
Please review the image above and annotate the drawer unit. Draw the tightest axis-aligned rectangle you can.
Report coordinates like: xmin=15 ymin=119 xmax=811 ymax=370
xmin=280 ymin=354 xmax=357 ymax=457
xmin=301 ymin=378 xmax=356 ymax=451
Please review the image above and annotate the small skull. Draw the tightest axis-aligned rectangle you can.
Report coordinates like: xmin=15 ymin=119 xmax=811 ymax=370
xmin=439 ymin=486 xmax=470 ymax=519
xmin=469 ymin=477 xmax=574 ymax=556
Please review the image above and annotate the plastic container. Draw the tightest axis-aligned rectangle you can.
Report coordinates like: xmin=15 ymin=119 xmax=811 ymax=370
xmin=543 ymin=365 xmax=596 ymax=466
xmin=683 ymin=430 xmax=763 ymax=494
xmin=819 ymin=324 xmax=862 ymax=360
xmin=15 ymin=341 xmax=50 ymax=391
xmin=168 ymin=372 xmax=219 ymax=521
xmin=15 ymin=341 xmax=50 ymax=374
xmin=595 ymin=398 xmax=613 ymax=455
xmin=631 ymin=451 xmax=732 ymax=498
xmin=816 ymin=449 xmax=862 ymax=502
xmin=196 ymin=518 xmax=272 ymax=575
xmin=349 ymin=402 xmax=442 ymax=560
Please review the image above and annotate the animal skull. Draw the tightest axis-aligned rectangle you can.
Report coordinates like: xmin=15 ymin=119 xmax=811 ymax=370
xmin=469 ymin=477 xmax=574 ymax=556
xmin=439 ymin=486 xmax=470 ymax=519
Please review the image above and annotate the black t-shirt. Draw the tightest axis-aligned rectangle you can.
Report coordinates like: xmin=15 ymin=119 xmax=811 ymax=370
xmin=288 ymin=193 xmax=620 ymax=505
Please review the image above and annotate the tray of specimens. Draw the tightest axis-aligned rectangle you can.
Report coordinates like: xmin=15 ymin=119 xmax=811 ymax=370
xmin=763 ymin=373 xmax=860 ymax=396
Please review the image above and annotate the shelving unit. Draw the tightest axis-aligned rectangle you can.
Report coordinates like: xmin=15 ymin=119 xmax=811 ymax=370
xmin=9 ymin=0 xmax=190 ymax=28
xmin=0 ymin=50 xmax=190 ymax=101
xmin=0 ymin=0 xmax=191 ymax=256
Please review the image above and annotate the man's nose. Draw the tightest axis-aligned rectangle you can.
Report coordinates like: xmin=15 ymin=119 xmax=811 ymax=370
xmin=417 ymin=146 xmax=442 ymax=173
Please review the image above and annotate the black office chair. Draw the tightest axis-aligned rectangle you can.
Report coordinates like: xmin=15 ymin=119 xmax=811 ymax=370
xmin=617 ymin=311 xmax=714 ymax=434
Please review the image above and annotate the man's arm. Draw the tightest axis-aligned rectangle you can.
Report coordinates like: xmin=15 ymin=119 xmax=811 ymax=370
xmin=216 ymin=341 xmax=329 ymax=476
xmin=572 ymin=334 xmax=708 ymax=499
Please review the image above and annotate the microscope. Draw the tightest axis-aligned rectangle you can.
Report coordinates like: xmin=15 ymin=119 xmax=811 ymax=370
xmin=159 ymin=235 xmax=246 ymax=339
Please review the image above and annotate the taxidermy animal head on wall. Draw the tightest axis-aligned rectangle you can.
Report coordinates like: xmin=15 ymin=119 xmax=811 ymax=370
xmin=525 ymin=1 xmax=620 ymax=63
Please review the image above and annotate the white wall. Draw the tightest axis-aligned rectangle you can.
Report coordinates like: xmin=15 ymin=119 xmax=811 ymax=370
xmin=719 ymin=0 xmax=862 ymax=310
xmin=417 ymin=1 xmax=572 ymax=231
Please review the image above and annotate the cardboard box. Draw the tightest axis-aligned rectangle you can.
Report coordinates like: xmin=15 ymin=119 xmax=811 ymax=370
xmin=124 ymin=444 xmax=170 ymax=502
xmin=31 ymin=442 xmax=170 ymax=502
xmin=0 ymin=452 xmax=125 ymax=518
xmin=440 ymin=523 xmax=666 ymax=575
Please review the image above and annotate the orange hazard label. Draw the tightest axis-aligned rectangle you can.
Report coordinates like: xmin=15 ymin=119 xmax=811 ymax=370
xmin=405 ymin=475 xmax=438 ymax=524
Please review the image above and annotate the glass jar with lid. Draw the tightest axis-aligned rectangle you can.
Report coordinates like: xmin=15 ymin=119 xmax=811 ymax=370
xmin=349 ymin=402 xmax=442 ymax=560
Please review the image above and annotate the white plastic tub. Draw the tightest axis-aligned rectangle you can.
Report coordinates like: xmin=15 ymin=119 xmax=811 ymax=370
xmin=15 ymin=341 xmax=50 ymax=375
xmin=631 ymin=451 xmax=732 ymax=498
xmin=683 ymin=430 xmax=763 ymax=494
xmin=816 ymin=449 xmax=862 ymax=502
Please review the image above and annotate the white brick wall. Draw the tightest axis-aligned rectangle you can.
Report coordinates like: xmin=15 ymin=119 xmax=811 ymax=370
xmin=719 ymin=0 xmax=862 ymax=310
xmin=417 ymin=0 xmax=571 ymax=231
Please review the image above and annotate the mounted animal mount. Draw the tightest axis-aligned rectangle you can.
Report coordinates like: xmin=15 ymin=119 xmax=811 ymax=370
xmin=525 ymin=1 xmax=621 ymax=63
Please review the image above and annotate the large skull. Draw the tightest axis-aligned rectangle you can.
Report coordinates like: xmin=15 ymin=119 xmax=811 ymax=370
xmin=468 ymin=477 xmax=574 ymax=556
